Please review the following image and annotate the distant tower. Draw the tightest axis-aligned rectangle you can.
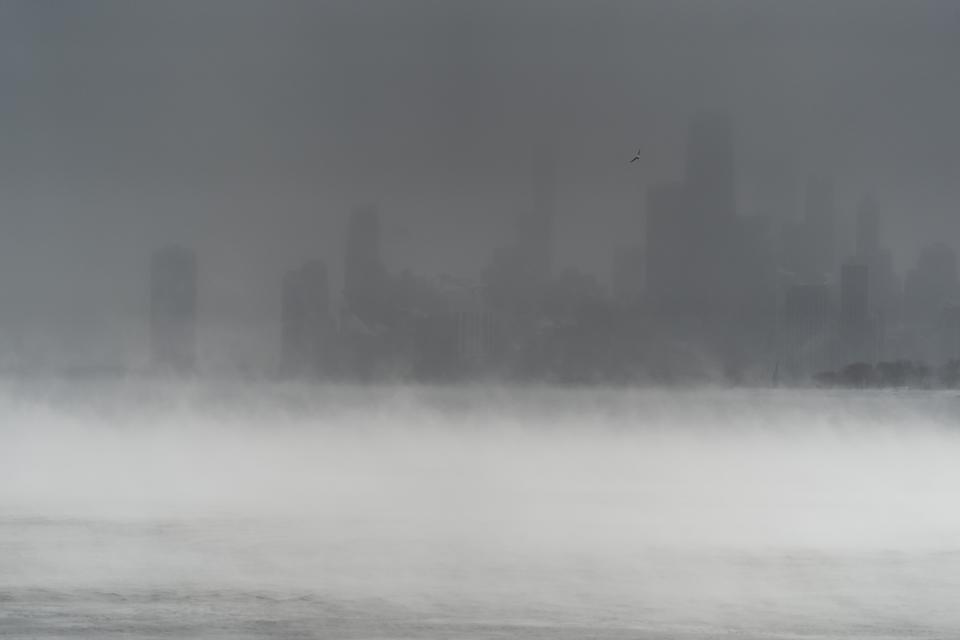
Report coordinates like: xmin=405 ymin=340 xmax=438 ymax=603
xmin=516 ymin=158 xmax=555 ymax=289
xmin=343 ymin=205 xmax=387 ymax=325
xmin=856 ymin=195 xmax=880 ymax=259
xmin=150 ymin=246 xmax=197 ymax=372
xmin=802 ymin=175 xmax=837 ymax=279
xmin=905 ymin=243 xmax=960 ymax=322
xmin=612 ymin=245 xmax=644 ymax=304
xmin=840 ymin=261 xmax=870 ymax=362
xmin=854 ymin=194 xmax=897 ymax=321
xmin=645 ymin=181 xmax=691 ymax=311
xmin=281 ymin=260 xmax=331 ymax=376
xmin=782 ymin=283 xmax=835 ymax=376
xmin=682 ymin=111 xmax=743 ymax=315
xmin=685 ymin=111 xmax=736 ymax=223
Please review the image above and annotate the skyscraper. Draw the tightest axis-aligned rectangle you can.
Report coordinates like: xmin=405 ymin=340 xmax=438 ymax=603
xmin=854 ymin=195 xmax=897 ymax=322
xmin=343 ymin=205 xmax=387 ymax=326
xmin=612 ymin=245 xmax=644 ymax=304
xmin=903 ymin=243 xmax=960 ymax=362
xmin=840 ymin=261 xmax=871 ymax=362
xmin=682 ymin=111 xmax=744 ymax=315
xmin=685 ymin=111 xmax=736 ymax=224
xmin=781 ymin=283 xmax=835 ymax=377
xmin=645 ymin=181 xmax=691 ymax=311
xmin=904 ymin=243 xmax=959 ymax=323
xmin=281 ymin=260 xmax=331 ymax=376
xmin=802 ymin=175 xmax=836 ymax=280
xmin=516 ymin=159 xmax=555 ymax=290
xmin=856 ymin=195 xmax=880 ymax=259
xmin=150 ymin=246 xmax=197 ymax=372
xmin=483 ymin=159 xmax=556 ymax=317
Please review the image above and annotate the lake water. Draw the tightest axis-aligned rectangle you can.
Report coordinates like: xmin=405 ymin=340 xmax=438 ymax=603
xmin=2 ymin=382 xmax=960 ymax=638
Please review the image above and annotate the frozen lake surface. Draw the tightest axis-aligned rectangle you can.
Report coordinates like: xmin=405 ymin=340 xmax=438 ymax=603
xmin=2 ymin=382 xmax=960 ymax=638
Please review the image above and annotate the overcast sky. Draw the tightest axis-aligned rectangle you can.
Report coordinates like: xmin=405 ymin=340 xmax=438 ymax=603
xmin=0 ymin=0 xmax=958 ymax=367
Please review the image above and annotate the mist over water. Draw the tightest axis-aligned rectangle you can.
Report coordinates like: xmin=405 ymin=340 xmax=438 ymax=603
xmin=2 ymin=383 xmax=960 ymax=637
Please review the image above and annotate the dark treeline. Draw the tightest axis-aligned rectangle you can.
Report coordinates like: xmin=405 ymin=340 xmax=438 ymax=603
xmin=814 ymin=360 xmax=960 ymax=390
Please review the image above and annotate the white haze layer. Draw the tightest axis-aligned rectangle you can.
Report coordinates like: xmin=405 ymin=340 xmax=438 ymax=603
xmin=2 ymin=381 xmax=960 ymax=637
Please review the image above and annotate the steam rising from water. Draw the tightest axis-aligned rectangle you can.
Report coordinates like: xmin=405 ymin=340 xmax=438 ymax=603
xmin=3 ymin=382 xmax=960 ymax=636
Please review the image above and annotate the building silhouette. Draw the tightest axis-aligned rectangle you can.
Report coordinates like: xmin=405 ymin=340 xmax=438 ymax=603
xmin=684 ymin=111 xmax=742 ymax=313
xmin=281 ymin=260 xmax=331 ymax=377
xmin=612 ymin=245 xmax=644 ymax=305
xmin=645 ymin=182 xmax=691 ymax=312
xmin=781 ymin=283 xmax=835 ymax=377
xmin=802 ymin=175 xmax=837 ymax=280
xmin=456 ymin=307 xmax=502 ymax=369
xmin=685 ymin=111 xmax=736 ymax=224
xmin=856 ymin=195 xmax=880 ymax=259
xmin=902 ymin=243 xmax=960 ymax=362
xmin=904 ymin=243 xmax=959 ymax=323
xmin=940 ymin=304 xmax=960 ymax=363
xmin=483 ymin=162 xmax=556 ymax=317
xmin=150 ymin=246 xmax=197 ymax=372
xmin=343 ymin=205 xmax=388 ymax=326
xmin=853 ymin=195 xmax=898 ymax=334
xmin=840 ymin=261 xmax=871 ymax=362
xmin=516 ymin=159 xmax=555 ymax=290
xmin=646 ymin=112 xmax=764 ymax=321
xmin=779 ymin=175 xmax=836 ymax=284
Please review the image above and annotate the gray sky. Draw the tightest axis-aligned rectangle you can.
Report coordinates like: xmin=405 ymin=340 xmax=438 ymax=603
xmin=0 ymin=0 xmax=958 ymax=367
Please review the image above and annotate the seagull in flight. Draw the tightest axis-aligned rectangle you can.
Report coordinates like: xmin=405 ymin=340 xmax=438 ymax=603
xmin=629 ymin=147 xmax=642 ymax=163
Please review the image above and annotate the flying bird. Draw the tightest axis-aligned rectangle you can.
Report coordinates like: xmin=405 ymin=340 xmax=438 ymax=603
xmin=629 ymin=147 xmax=641 ymax=163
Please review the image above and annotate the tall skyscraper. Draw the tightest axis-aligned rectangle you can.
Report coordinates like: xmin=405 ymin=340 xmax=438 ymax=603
xmin=853 ymin=195 xmax=897 ymax=322
xmin=281 ymin=260 xmax=331 ymax=376
xmin=612 ymin=245 xmax=644 ymax=304
xmin=645 ymin=181 xmax=691 ymax=311
xmin=904 ymin=243 xmax=959 ymax=323
xmin=781 ymin=283 xmax=835 ymax=376
xmin=484 ymin=160 xmax=556 ymax=317
xmin=685 ymin=111 xmax=736 ymax=224
xmin=802 ymin=175 xmax=836 ymax=280
xmin=903 ymin=243 xmax=960 ymax=362
xmin=840 ymin=261 xmax=870 ymax=362
xmin=343 ymin=205 xmax=387 ymax=325
xmin=516 ymin=159 xmax=555 ymax=290
xmin=683 ymin=111 xmax=745 ymax=316
xmin=855 ymin=195 xmax=880 ymax=259
xmin=150 ymin=246 xmax=197 ymax=372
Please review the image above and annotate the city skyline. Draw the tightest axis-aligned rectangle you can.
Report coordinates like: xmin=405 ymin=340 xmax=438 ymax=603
xmin=8 ymin=5 xmax=960 ymax=638
xmin=130 ymin=108 xmax=960 ymax=384
xmin=0 ymin=0 xmax=958 ymax=374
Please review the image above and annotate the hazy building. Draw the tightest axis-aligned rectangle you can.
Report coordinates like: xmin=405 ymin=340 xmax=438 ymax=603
xmin=685 ymin=111 xmax=736 ymax=223
xmin=343 ymin=205 xmax=388 ymax=326
xmin=646 ymin=114 xmax=774 ymax=373
xmin=805 ymin=175 xmax=837 ymax=276
xmin=516 ymin=161 xmax=555 ymax=289
xmin=856 ymin=195 xmax=880 ymax=259
xmin=939 ymin=304 xmax=960 ymax=364
xmin=787 ymin=175 xmax=838 ymax=282
xmin=840 ymin=262 xmax=871 ymax=362
xmin=645 ymin=181 xmax=691 ymax=312
xmin=612 ymin=245 xmax=644 ymax=304
xmin=904 ymin=243 xmax=959 ymax=327
xmin=455 ymin=300 xmax=504 ymax=371
xmin=781 ymin=283 xmax=835 ymax=376
xmin=150 ymin=246 xmax=197 ymax=372
xmin=483 ymin=163 xmax=556 ymax=317
xmin=281 ymin=260 xmax=331 ymax=377
xmin=684 ymin=112 xmax=745 ymax=312
xmin=849 ymin=195 xmax=900 ymax=350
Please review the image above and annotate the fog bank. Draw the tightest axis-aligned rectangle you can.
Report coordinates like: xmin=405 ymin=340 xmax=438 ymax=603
xmin=3 ymin=383 xmax=960 ymax=635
